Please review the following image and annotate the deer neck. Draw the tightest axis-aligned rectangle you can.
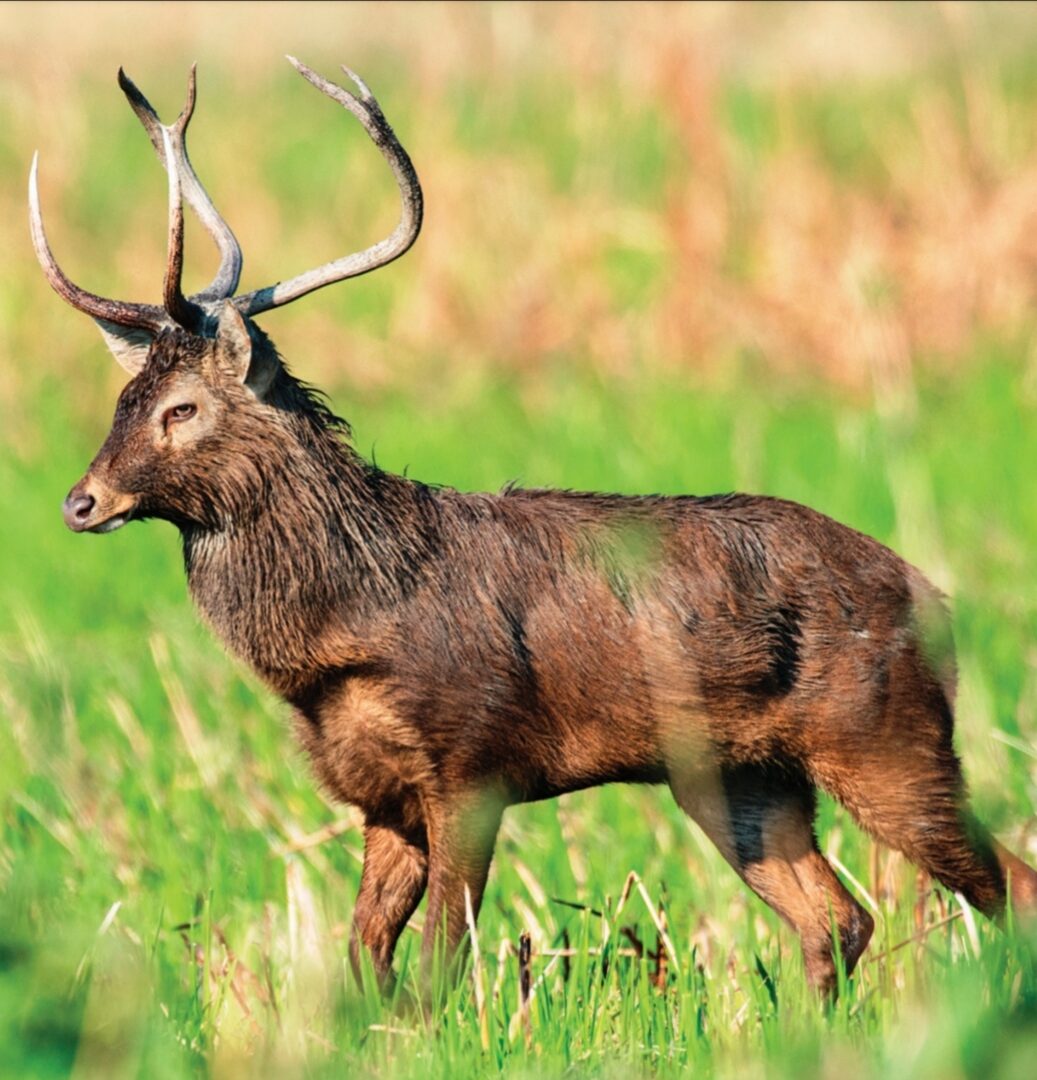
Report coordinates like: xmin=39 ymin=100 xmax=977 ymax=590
xmin=180 ymin=426 xmax=440 ymax=689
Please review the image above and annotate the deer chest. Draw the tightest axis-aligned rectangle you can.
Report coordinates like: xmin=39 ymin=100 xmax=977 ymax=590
xmin=291 ymin=676 xmax=434 ymax=816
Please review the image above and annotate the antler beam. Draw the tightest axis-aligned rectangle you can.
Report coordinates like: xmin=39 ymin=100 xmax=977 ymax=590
xmin=160 ymin=127 xmax=205 ymax=330
xmin=234 ymin=57 xmax=423 ymax=317
xmin=28 ymin=153 xmax=170 ymax=333
xmin=119 ymin=65 xmax=244 ymax=303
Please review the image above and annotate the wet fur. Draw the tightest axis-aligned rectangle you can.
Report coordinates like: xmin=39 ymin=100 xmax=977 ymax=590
xmin=79 ymin=328 xmax=1037 ymax=995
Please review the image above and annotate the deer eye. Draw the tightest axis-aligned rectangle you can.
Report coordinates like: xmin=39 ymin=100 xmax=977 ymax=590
xmin=163 ymin=403 xmax=197 ymax=427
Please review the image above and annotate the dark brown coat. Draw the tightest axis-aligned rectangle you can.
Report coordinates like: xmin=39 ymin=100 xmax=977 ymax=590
xmin=63 ymin=325 xmax=1037 ymax=995
xmin=36 ymin=59 xmax=1037 ymax=997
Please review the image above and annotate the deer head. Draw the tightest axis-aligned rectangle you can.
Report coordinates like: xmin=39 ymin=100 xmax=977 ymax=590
xmin=30 ymin=58 xmax=422 ymax=534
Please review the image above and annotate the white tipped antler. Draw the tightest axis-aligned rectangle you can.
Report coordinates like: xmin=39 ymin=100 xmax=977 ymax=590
xmin=28 ymin=152 xmax=170 ymax=335
xmin=233 ymin=57 xmax=423 ymax=317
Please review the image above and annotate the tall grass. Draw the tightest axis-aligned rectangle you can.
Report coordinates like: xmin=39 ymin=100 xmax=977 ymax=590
xmin=2 ymin=3 xmax=1037 ymax=1077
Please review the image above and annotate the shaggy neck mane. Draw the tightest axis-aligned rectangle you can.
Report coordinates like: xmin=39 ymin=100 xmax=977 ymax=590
xmin=181 ymin=363 xmax=443 ymax=684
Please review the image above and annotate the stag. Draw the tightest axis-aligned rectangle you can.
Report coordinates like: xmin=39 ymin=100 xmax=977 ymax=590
xmin=32 ymin=59 xmax=1037 ymax=996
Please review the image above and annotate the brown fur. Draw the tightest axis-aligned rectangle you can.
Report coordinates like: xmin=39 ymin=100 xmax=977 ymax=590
xmin=58 ymin=323 xmax=1037 ymax=997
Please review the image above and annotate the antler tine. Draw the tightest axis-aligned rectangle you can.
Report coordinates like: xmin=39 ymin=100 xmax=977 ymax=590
xmin=28 ymin=152 xmax=169 ymax=331
xmin=119 ymin=66 xmax=244 ymax=301
xmin=160 ymin=128 xmax=202 ymax=329
xmin=235 ymin=57 xmax=423 ymax=317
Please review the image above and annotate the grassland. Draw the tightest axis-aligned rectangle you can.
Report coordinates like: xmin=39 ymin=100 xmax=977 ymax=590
xmin=2 ymin=3 xmax=1037 ymax=1077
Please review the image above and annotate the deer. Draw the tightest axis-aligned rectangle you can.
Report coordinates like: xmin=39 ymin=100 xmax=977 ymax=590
xmin=31 ymin=58 xmax=1037 ymax=999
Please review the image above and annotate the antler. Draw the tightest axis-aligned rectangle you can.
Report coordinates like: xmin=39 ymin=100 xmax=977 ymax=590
xmin=29 ymin=58 xmax=423 ymax=360
xmin=28 ymin=153 xmax=170 ymax=333
xmin=160 ymin=127 xmax=205 ymax=330
xmin=29 ymin=66 xmax=227 ymax=342
xmin=118 ymin=65 xmax=244 ymax=302
xmin=233 ymin=57 xmax=423 ymax=317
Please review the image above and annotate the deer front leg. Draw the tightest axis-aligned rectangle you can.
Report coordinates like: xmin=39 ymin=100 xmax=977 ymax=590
xmin=421 ymin=787 xmax=505 ymax=979
xmin=349 ymin=819 xmax=429 ymax=989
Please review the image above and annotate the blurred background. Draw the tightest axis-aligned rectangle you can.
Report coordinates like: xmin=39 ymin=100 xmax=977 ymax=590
xmin=10 ymin=2 xmax=1037 ymax=396
xmin=3 ymin=2 xmax=1037 ymax=1077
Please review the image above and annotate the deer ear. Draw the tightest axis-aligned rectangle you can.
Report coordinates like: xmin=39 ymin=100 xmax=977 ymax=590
xmin=94 ymin=318 xmax=153 ymax=375
xmin=215 ymin=301 xmax=276 ymax=397
xmin=215 ymin=300 xmax=252 ymax=379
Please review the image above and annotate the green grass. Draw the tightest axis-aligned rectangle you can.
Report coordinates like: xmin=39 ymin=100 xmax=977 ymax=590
xmin=4 ymin=6 xmax=1037 ymax=1074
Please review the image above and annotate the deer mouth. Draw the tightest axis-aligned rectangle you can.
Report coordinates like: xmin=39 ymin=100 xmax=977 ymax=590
xmin=89 ymin=511 xmax=134 ymax=534
xmin=62 ymin=487 xmax=137 ymax=534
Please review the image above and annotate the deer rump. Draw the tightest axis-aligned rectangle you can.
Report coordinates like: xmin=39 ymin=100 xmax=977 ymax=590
xmin=33 ymin=59 xmax=1037 ymax=999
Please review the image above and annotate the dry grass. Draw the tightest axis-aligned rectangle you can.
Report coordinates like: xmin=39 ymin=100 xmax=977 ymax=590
xmin=5 ymin=1 xmax=1037 ymax=412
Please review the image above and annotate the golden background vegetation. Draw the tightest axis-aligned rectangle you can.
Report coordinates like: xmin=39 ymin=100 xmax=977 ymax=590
xmin=6 ymin=1 xmax=1037 ymax=410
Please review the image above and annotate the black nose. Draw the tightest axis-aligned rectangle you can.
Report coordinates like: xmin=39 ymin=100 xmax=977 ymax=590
xmin=63 ymin=491 xmax=95 ymax=530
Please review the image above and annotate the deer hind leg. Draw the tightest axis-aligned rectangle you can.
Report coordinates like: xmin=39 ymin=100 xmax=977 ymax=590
xmin=350 ymin=819 xmax=429 ymax=989
xmin=814 ymin=736 xmax=1037 ymax=919
xmin=806 ymin=641 xmax=1037 ymax=921
xmin=670 ymin=761 xmax=874 ymax=995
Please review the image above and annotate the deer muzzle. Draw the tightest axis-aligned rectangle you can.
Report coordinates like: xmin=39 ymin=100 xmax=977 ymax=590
xmin=62 ymin=477 xmax=137 ymax=534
